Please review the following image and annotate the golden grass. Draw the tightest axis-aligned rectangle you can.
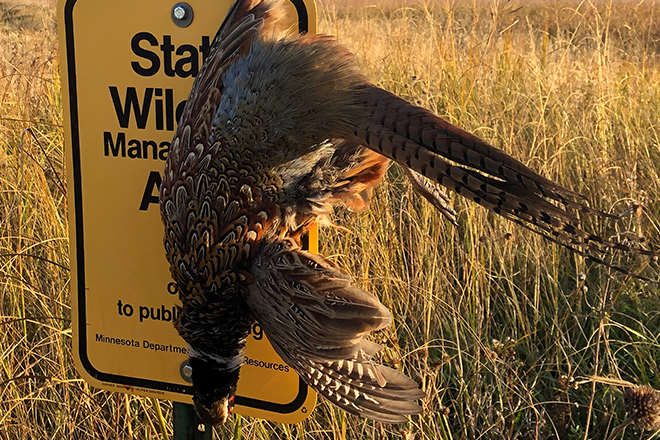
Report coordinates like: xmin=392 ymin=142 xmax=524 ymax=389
xmin=1 ymin=0 xmax=660 ymax=439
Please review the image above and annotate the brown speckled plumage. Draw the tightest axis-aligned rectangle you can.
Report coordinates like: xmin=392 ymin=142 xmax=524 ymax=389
xmin=160 ymin=0 xmax=657 ymax=425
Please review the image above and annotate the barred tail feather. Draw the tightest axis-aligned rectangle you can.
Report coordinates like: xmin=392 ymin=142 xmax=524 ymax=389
xmin=363 ymin=85 xmax=589 ymax=207
xmin=356 ymin=83 xmax=660 ymax=279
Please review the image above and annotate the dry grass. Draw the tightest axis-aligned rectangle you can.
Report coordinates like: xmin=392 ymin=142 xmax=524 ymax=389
xmin=1 ymin=0 xmax=660 ymax=439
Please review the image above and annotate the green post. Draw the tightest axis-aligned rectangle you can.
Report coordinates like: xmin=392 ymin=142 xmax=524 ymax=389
xmin=173 ymin=402 xmax=212 ymax=440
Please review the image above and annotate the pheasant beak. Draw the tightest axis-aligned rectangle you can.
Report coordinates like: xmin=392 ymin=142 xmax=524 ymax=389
xmin=194 ymin=396 xmax=233 ymax=425
xmin=228 ymin=395 xmax=236 ymax=413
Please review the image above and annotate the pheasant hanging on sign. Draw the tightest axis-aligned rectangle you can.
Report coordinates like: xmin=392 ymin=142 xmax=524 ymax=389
xmin=159 ymin=0 xmax=656 ymax=424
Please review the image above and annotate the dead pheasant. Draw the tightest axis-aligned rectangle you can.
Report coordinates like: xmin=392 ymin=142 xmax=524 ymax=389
xmin=159 ymin=0 xmax=656 ymax=425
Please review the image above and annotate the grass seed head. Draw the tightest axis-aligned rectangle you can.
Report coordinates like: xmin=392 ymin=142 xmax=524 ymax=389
xmin=624 ymin=385 xmax=660 ymax=431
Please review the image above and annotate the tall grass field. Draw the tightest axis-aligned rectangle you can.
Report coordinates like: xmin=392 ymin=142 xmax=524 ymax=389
xmin=1 ymin=0 xmax=660 ymax=438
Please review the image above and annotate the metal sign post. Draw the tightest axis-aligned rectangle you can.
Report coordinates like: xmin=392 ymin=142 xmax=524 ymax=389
xmin=58 ymin=0 xmax=318 ymax=426
xmin=173 ymin=402 xmax=211 ymax=440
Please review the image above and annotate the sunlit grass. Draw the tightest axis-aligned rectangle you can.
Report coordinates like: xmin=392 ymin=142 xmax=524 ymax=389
xmin=1 ymin=0 xmax=660 ymax=439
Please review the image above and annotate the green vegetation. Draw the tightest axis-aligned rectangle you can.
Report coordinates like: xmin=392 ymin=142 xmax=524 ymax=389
xmin=1 ymin=0 xmax=659 ymax=438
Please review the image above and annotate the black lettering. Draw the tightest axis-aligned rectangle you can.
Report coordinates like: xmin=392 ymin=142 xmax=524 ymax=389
xmin=127 ymin=139 xmax=142 ymax=158
xmin=139 ymin=306 xmax=149 ymax=322
xmin=199 ymin=36 xmax=211 ymax=64
xmin=161 ymin=305 xmax=172 ymax=322
xmin=167 ymin=282 xmax=178 ymax=295
xmin=155 ymin=88 xmax=164 ymax=130
xmin=166 ymin=89 xmax=175 ymax=131
xmin=161 ymin=35 xmax=175 ymax=77
xmin=104 ymin=131 xmax=126 ymax=157
xmin=109 ymin=86 xmax=153 ymax=129
xmin=150 ymin=307 xmax=161 ymax=321
xmin=251 ymin=322 xmax=263 ymax=340
xmin=117 ymin=300 xmax=124 ymax=315
xmin=175 ymin=44 xmax=199 ymax=78
xmin=139 ymin=171 xmax=162 ymax=211
xmin=123 ymin=304 xmax=133 ymax=316
xmin=131 ymin=32 xmax=160 ymax=76
xmin=159 ymin=141 xmax=170 ymax=161
xmin=142 ymin=140 xmax=158 ymax=159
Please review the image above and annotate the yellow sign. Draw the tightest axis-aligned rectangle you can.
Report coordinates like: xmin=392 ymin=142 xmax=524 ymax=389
xmin=58 ymin=0 xmax=317 ymax=423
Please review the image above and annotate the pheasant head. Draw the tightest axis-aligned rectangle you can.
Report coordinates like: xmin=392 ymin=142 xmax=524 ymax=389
xmin=189 ymin=356 xmax=239 ymax=425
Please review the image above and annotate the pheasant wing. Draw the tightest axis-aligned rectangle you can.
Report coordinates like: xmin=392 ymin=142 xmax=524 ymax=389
xmin=244 ymin=237 xmax=424 ymax=423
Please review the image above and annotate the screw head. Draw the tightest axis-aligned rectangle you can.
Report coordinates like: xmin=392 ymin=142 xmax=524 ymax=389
xmin=173 ymin=6 xmax=186 ymax=20
xmin=171 ymin=3 xmax=194 ymax=28
xmin=179 ymin=360 xmax=194 ymax=383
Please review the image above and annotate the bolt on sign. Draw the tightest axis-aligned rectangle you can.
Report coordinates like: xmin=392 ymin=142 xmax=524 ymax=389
xmin=58 ymin=0 xmax=318 ymax=423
